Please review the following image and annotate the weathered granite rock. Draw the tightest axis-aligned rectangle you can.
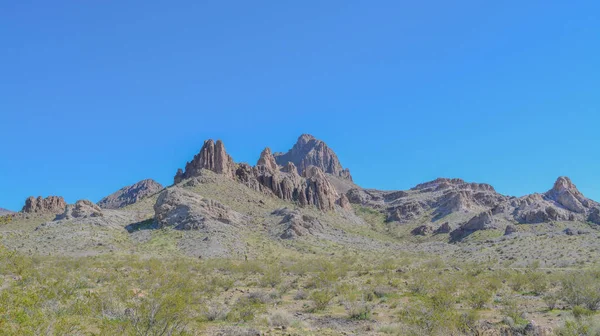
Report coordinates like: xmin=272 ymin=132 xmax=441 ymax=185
xmin=98 ymin=179 xmax=163 ymax=209
xmin=274 ymin=134 xmax=352 ymax=180
xmin=22 ymin=196 xmax=66 ymax=214
xmin=56 ymin=200 xmax=103 ymax=220
xmin=174 ymin=139 xmax=236 ymax=183
xmin=154 ymin=187 xmax=244 ymax=230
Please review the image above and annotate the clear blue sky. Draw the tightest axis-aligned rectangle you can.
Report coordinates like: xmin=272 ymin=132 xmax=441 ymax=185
xmin=1 ymin=1 xmax=600 ymax=211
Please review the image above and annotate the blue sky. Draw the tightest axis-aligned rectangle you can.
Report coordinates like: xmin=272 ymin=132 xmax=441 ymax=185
xmin=1 ymin=1 xmax=600 ymax=211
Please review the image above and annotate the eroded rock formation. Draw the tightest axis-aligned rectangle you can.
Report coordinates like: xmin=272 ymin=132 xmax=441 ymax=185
xmin=22 ymin=196 xmax=66 ymax=214
xmin=57 ymin=200 xmax=103 ymax=220
xmin=273 ymin=134 xmax=352 ymax=180
xmin=174 ymin=139 xmax=236 ymax=183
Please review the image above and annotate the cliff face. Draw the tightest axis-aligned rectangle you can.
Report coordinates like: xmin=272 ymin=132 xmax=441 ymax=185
xmin=174 ymin=139 xmax=236 ymax=184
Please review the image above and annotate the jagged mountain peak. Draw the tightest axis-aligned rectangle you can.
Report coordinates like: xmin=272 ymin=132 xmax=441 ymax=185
xmin=273 ymin=134 xmax=352 ymax=180
xmin=174 ymin=138 xmax=236 ymax=184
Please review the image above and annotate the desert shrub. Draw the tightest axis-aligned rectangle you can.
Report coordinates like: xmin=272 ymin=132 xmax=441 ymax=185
xmin=560 ymin=271 xmax=600 ymax=310
xmin=463 ymin=286 xmax=492 ymax=309
xmin=310 ymin=290 xmax=334 ymax=311
xmin=572 ymin=306 xmax=595 ymax=319
xmin=543 ymin=293 xmax=560 ymax=310
xmin=556 ymin=318 xmax=600 ymax=336
xmin=345 ymin=300 xmax=372 ymax=320
xmin=259 ymin=265 xmax=282 ymax=288
xmin=294 ymin=290 xmax=308 ymax=300
xmin=227 ymin=296 xmax=265 ymax=322
xmin=500 ymin=296 xmax=528 ymax=327
xmin=200 ymin=302 xmax=229 ymax=321
xmin=268 ymin=311 xmax=293 ymax=327
xmin=509 ymin=272 xmax=529 ymax=292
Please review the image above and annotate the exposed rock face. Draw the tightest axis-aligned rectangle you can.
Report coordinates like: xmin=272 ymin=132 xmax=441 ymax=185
xmin=173 ymin=138 xmax=343 ymax=211
xmin=256 ymin=147 xmax=278 ymax=172
xmin=302 ymin=166 xmax=339 ymax=211
xmin=493 ymin=177 xmax=599 ymax=225
xmin=273 ymin=134 xmax=352 ymax=180
xmin=272 ymin=208 xmax=324 ymax=239
xmin=545 ymin=177 xmax=589 ymax=213
xmin=154 ymin=187 xmax=244 ymax=230
xmin=461 ymin=211 xmax=496 ymax=231
xmin=22 ymin=196 xmax=66 ymax=214
xmin=411 ymin=224 xmax=433 ymax=236
xmin=98 ymin=179 xmax=163 ymax=209
xmin=56 ymin=200 xmax=103 ymax=220
xmin=504 ymin=224 xmax=517 ymax=235
xmin=337 ymin=193 xmax=352 ymax=211
xmin=174 ymin=139 xmax=236 ymax=184
xmin=349 ymin=178 xmax=507 ymax=225
xmin=435 ymin=222 xmax=452 ymax=234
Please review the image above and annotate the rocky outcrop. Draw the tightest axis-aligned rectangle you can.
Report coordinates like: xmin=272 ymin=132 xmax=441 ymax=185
xmin=154 ymin=187 xmax=244 ymax=230
xmin=347 ymin=178 xmax=508 ymax=225
xmin=461 ymin=211 xmax=496 ymax=231
xmin=22 ymin=196 xmax=66 ymax=214
xmin=273 ymin=134 xmax=352 ymax=180
xmin=411 ymin=224 xmax=433 ymax=236
xmin=256 ymin=147 xmax=278 ymax=172
xmin=98 ymin=179 xmax=163 ymax=209
xmin=272 ymin=208 xmax=324 ymax=239
xmin=337 ymin=193 xmax=352 ymax=211
xmin=504 ymin=224 xmax=517 ymax=235
xmin=302 ymin=166 xmax=339 ymax=211
xmin=174 ymin=139 xmax=236 ymax=184
xmin=56 ymin=200 xmax=103 ymax=220
xmin=435 ymin=222 xmax=452 ymax=234
xmin=545 ymin=176 xmax=589 ymax=213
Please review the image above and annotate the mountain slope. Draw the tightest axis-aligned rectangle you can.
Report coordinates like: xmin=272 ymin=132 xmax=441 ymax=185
xmin=98 ymin=179 xmax=164 ymax=209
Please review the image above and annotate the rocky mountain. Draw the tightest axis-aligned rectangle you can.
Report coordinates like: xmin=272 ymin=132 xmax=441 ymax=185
xmin=450 ymin=176 xmax=600 ymax=238
xmin=173 ymin=137 xmax=346 ymax=211
xmin=21 ymin=196 xmax=67 ymax=214
xmin=347 ymin=177 xmax=508 ymax=229
xmin=273 ymin=134 xmax=353 ymax=180
xmin=98 ymin=179 xmax=164 ymax=209
xmin=174 ymin=139 xmax=236 ymax=184
xmin=0 ymin=207 xmax=14 ymax=216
